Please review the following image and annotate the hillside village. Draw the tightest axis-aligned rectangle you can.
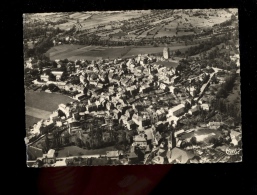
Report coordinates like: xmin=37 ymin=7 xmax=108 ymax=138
xmin=24 ymin=9 xmax=242 ymax=167
xmin=25 ymin=47 xmax=241 ymax=167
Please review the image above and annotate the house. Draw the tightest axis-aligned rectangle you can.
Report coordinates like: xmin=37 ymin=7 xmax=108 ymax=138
xmin=174 ymin=129 xmax=185 ymax=138
xmin=49 ymin=111 xmax=59 ymax=123
xmin=188 ymin=106 xmax=200 ymax=115
xmin=126 ymin=85 xmax=138 ymax=96
xmin=74 ymin=93 xmax=87 ymax=101
xmin=68 ymin=121 xmax=81 ymax=134
xmin=200 ymin=103 xmax=210 ymax=111
xmin=132 ymin=102 xmax=144 ymax=112
xmin=106 ymin=150 xmax=120 ymax=160
xmin=152 ymin=156 xmax=164 ymax=164
xmin=132 ymin=112 xmax=151 ymax=129
xmin=112 ymin=109 xmax=122 ymax=120
xmin=170 ymin=76 xmax=180 ymax=84
xmin=79 ymin=74 xmax=86 ymax=84
xmin=56 ymin=121 xmax=62 ymax=127
xmin=142 ymin=114 xmax=152 ymax=128
xmin=42 ymin=149 xmax=56 ymax=164
xmin=86 ymin=103 xmax=97 ymax=112
xmin=143 ymin=128 xmax=154 ymax=143
xmin=125 ymin=120 xmax=138 ymax=130
xmin=132 ymin=134 xmax=147 ymax=149
xmin=58 ymin=104 xmax=72 ymax=118
xmin=230 ymin=130 xmax=242 ymax=146
xmin=116 ymin=105 xmax=131 ymax=115
xmin=119 ymin=115 xmax=129 ymax=125
xmin=167 ymin=104 xmax=185 ymax=117
xmin=159 ymin=82 xmax=167 ymax=90
xmin=27 ymin=146 xmax=43 ymax=160
xmin=40 ymin=73 xmax=49 ymax=82
xmin=112 ymin=74 xmax=121 ymax=84
xmin=146 ymin=108 xmax=157 ymax=121
xmin=168 ymin=85 xmax=177 ymax=94
xmin=167 ymin=115 xmax=180 ymax=127
xmin=128 ymin=146 xmax=138 ymax=161
xmin=139 ymin=84 xmax=151 ymax=93
xmin=106 ymin=101 xmax=114 ymax=111
xmin=96 ymin=83 xmax=104 ymax=89
xmin=207 ymin=121 xmax=224 ymax=129
xmin=54 ymin=160 xmax=67 ymax=167
xmin=156 ymin=108 xmax=167 ymax=121
xmin=224 ymin=118 xmax=235 ymax=127
xmin=51 ymin=71 xmax=64 ymax=81
xmin=125 ymin=108 xmax=135 ymax=119
xmin=166 ymin=147 xmax=194 ymax=164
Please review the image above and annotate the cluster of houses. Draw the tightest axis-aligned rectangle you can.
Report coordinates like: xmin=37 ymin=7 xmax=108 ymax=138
xmin=26 ymin=46 xmax=241 ymax=165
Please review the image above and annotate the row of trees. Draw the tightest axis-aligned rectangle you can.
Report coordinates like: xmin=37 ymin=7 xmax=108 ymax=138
xmin=216 ymin=73 xmax=237 ymax=98
xmin=23 ymin=26 xmax=63 ymax=40
xmin=24 ymin=37 xmax=54 ymax=59
xmin=186 ymin=33 xmax=232 ymax=56
xmin=210 ymin=98 xmax=241 ymax=122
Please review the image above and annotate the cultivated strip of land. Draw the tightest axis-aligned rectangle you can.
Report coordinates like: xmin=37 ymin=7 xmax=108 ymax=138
xmin=25 ymin=106 xmax=52 ymax=120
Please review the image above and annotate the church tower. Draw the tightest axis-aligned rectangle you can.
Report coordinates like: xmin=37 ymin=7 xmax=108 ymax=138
xmin=163 ymin=47 xmax=170 ymax=59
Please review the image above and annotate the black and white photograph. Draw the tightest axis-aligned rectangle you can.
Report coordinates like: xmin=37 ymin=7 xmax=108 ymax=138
xmin=24 ymin=9 xmax=242 ymax=167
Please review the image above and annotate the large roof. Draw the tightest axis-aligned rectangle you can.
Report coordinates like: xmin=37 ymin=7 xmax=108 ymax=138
xmin=168 ymin=147 xmax=194 ymax=164
xmin=47 ymin=149 xmax=55 ymax=158
xmin=169 ymin=104 xmax=185 ymax=112
xmin=106 ymin=150 xmax=119 ymax=157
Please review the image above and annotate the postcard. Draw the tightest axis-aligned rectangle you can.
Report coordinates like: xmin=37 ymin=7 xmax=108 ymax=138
xmin=24 ymin=9 xmax=242 ymax=167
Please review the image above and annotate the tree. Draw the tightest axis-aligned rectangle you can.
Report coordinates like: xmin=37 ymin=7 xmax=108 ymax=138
xmin=83 ymin=87 xmax=88 ymax=95
xmin=190 ymin=136 xmax=197 ymax=145
xmin=42 ymin=85 xmax=48 ymax=91
xmin=52 ymin=61 xmax=58 ymax=68
xmin=175 ymin=49 xmax=182 ymax=56
xmin=30 ymin=69 xmax=39 ymax=77
xmin=75 ymin=137 xmax=83 ymax=148
xmin=48 ymin=73 xmax=56 ymax=81
xmin=48 ymin=83 xmax=58 ymax=92
xmin=45 ymin=134 xmax=50 ymax=152
xmin=71 ymin=76 xmax=80 ymax=85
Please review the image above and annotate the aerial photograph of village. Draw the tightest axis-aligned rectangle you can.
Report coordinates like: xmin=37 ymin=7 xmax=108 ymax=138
xmin=24 ymin=9 xmax=242 ymax=167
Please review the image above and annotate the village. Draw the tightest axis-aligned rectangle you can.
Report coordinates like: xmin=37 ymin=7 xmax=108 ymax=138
xmin=25 ymin=39 xmax=241 ymax=167
xmin=24 ymin=9 xmax=242 ymax=167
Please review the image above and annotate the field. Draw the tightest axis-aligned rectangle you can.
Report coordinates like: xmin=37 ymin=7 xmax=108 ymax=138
xmin=123 ymin=45 xmax=195 ymax=57
xmin=183 ymin=10 xmax=232 ymax=28
xmin=57 ymin=11 xmax=151 ymax=31
xmin=25 ymin=91 xmax=73 ymax=112
xmin=150 ymin=16 xmax=175 ymax=25
xmin=46 ymin=44 xmax=196 ymax=61
xmin=46 ymin=45 xmax=97 ymax=60
xmin=227 ymin=76 xmax=241 ymax=109
xmin=74 ymin=47 xmax=132 ymax=60
xmin=56 ymin=146 xmax=116 ymax=157
xmin=25 ymin=91 xmax=74 ymax=128
xmin=26 ymin=106 xmax=52 ymax=120
xmin=137 ymin=27 xmax=157 ymax=38
xmin=154 ymin=28 xmax=177 ymax=38
xmin=156 ymin=61 xmax=179 ymax=68
xmin=26 ymin=115 xmax=42 ymax=128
